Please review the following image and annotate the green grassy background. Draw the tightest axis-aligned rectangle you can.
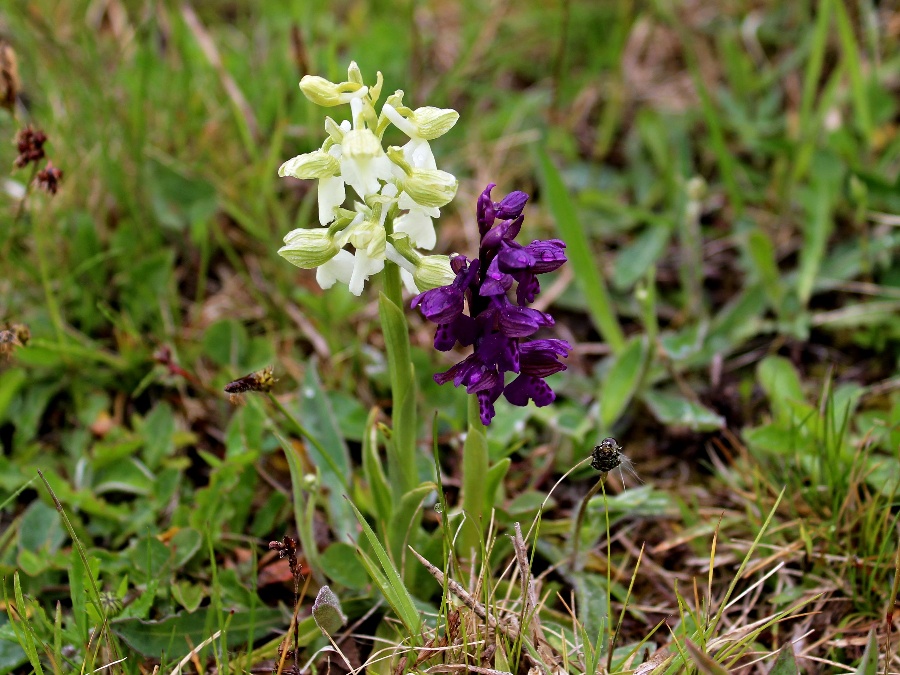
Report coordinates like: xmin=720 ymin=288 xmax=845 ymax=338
xmin=1 ymin=0 xmax=899 ymax=673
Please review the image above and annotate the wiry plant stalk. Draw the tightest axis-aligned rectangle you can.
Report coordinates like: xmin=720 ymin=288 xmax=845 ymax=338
xmin=570 ymin=438 xmax=625 ymax=572
xmin=570 ymin=474 xmax=607 ymax=574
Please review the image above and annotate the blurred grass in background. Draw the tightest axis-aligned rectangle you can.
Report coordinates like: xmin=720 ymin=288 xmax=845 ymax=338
xmin=1 ymin=0 xmax=900 ymax=672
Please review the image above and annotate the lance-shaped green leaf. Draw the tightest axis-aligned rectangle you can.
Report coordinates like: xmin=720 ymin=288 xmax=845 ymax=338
xmin=347 ymin=500 xmax=422 ymax=636
xmin=295 ymin=362 xmax=355 ymax=542
xmin=378 ymin=291 xmax=418 ymax=497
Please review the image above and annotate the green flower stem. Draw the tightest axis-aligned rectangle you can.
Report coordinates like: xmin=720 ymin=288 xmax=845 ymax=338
xmin=460 ymin=393 xmax=489 ymax=558
xmin=570 ymin=473 xmax=608 ymax=572
xmin=379 ymin=260 xmax=419 ymax=498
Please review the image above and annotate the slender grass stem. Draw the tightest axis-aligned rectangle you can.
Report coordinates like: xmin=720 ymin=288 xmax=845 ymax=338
xmin=569 ymin=473 xmax=607 ymax=572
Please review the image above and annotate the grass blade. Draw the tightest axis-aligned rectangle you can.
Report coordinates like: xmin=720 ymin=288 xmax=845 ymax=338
xmin=834 ymin=0 xmax=872 ymax=142
xmin=534 ymin=145 xmax=625 ymax=353
xmin=347 ymin=499 xmax=422 ymax=636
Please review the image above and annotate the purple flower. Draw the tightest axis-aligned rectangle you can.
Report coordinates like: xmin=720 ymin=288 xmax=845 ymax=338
xmin=413 ymin=183 xmax=572 ymax=425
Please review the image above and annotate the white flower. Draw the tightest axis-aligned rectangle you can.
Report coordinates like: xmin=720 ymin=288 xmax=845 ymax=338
xmin=278 ymin=64 xmax=459 ymax=296
xmin=316 ymin=249 xmax=354 ymax=289
xmin=340 ymin=128 xmax=393 ymax=199
xmin=278 ymin=149 xmax=339 ymax=179
xmin=348 ymin=248 xmax=385 ymax=296
xmin=386 ymin=147 xmax=457 ymax=209
xmin=316 ymin=174 xmax=346 ymax=226
xmin=383 ymin=103 xmax=458 ymax=171
xmin=393 ymin=207 xmax=436 ymax=250
xmin=314 ymin=244 xmax=386 ymax=295
xmin=401 ymin=138 xmax=436 ymax=170
xmin=399 ymin=268 xmax=418 ymax=294
xmin=279 ymin=148 xmax=345 ymax=225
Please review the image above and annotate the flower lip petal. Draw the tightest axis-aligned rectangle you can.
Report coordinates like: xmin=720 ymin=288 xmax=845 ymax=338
xmin=504 ymin=374 xmax=555 ymax=407
xmin=521 ymin=338 xmax=572 ymax=358
xmin=433 ymin=323 xmax=457 ymax=351
xmin=498 ymin=306 xmax=554 ymax=338
xmin=477 ymin=381 xmax=504 ymax=425
xmin=412 ymin=286 xmax=464 ymax=323
xmin=519 ymin=338 xmax=572 ymax=376
xmin=515 ymin=274 xmax=541 ymax=306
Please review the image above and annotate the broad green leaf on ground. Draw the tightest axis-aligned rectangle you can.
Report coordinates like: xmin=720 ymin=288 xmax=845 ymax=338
xmin=111 ymin=607 xmax=284 ymax=658
xmin=0 ymin=368 xmax=26 ymax=421
xmin=757 ymin=356 xmax=806 ymax=418
xmin=571 ymin=571 xmax=609 ymax=642
xmin=0 ymin=632 xmax=27 ymax=675
xmin=641 ymin=389 xmax=724 ymax=431
xmin=612 ymin=225 xmax=672 ymax=291
xmin=92 ymin=458 xmax=155 ymax=496
xmin=320 ymin=542 xmax=369 ymax=590
xmin=295 ymin=361 xmax=354 ymax=542
xmin=659 ymin=323 xmax=706 ymax=362
xmin=768 ymin=644 xmax=800 ymax=675
xmin=141 ymin=401 xmax=176 ymax=469
xmin=600 ymin=335 xmax=647 ymax=429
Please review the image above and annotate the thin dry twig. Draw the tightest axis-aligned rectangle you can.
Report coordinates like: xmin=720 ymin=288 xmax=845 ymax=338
xmin=408 ymin=546 xmax=512 ymax=636
xmin=511 ymin=523 xmax=557 ymax=668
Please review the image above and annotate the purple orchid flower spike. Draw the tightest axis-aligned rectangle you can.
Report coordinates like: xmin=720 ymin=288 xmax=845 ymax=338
xmin=413 ymin=183 xmax=572 ymax=425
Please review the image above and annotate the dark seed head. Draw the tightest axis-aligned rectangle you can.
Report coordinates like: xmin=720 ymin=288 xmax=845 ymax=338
xmin=35 ymin=161 xmax=63 ymax=194
xmin=591 ymin=437 xmax=622 ymax=472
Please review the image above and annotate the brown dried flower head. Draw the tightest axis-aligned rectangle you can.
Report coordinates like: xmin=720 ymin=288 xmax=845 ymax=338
xmin=14 ymin=126 xmax=48 ymax=169
xmin=35 ymin=161 xmax=63 ymax=195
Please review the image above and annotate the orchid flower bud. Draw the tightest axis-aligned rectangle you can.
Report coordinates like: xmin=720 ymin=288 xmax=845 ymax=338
xmin=278 ymin=150 xmax=339 ymax=180
xmin=389 ymin=235 xmax=455 ymax=291
xmin=299 ymin=75 xmax=367 ymax=107
xmin=386 ymin=147 xmax=457 ymax=208
xmin=278 ymin=228 xmax=340 ymax=268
